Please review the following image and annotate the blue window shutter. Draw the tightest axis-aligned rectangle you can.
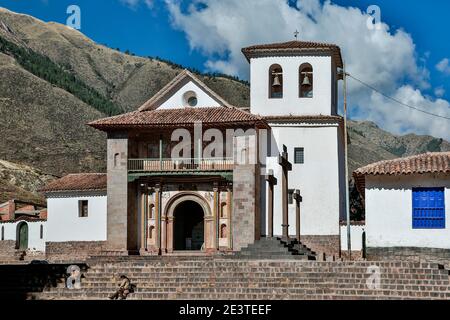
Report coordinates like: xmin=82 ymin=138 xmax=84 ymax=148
xmin=412 ymin=188 xmax=445 ymax=229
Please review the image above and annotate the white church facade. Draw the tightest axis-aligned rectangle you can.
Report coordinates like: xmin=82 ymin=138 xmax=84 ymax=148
xmin=36 ymin=41 xmax=347 ymax=260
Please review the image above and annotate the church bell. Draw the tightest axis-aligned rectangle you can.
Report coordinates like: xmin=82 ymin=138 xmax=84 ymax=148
xmin=272 ymin=74 xmax=281 ymax=87
xmin=302 ymin=74 xmax=311 ymax=86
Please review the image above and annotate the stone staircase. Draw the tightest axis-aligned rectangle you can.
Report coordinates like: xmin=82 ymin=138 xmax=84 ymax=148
xmin=24 ymin=258 xmax=450 ymax=300
xmin=236 ymin=237 xmax=316 ymax=260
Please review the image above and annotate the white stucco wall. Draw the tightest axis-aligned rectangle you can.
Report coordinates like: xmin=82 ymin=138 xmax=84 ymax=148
xmin=0 ymin=221 xmax=46 ymax=252
xmin=158 ymin=81 xmax=222 ymax=109
xmin=250 ymin=56 xmax=335 ymax=116
xmin=46 ymin=193 xmax=107 ymax=242
xmin=340 ymin=224 xmax=365 ymax=251
xmin=365 ymin=173 xmax=450 ymax=249
xmin=262 ymin=123 xmax=344 ymax=236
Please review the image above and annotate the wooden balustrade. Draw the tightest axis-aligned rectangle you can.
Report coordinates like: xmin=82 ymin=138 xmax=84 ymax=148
xmin=128 ymin=158 xmax=234 ymax=172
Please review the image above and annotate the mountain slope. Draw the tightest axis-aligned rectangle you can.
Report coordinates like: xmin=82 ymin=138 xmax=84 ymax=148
xmin=0 ymin=7 xmax=250 ymax=112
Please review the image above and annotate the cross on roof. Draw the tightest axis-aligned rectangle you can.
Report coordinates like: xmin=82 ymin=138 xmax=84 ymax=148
xmin=294 ymin=30 xmax=299 ymax=39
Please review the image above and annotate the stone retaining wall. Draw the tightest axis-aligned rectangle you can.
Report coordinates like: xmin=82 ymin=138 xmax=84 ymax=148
xmin=367 ymin=247 xmax=450 ymax=268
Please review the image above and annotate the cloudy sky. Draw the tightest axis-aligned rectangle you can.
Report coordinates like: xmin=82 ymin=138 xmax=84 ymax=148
xmin=1 ymin=0 xmax=449 ymax=140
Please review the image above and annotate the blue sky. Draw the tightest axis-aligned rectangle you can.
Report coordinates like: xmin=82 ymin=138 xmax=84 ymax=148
xmin=0 ymin=0 xmax=449 ymax=139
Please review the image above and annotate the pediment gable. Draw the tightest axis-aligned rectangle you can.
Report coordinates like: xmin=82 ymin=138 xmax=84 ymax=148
xmin=138 ymin=70 xmax=230 ymax=111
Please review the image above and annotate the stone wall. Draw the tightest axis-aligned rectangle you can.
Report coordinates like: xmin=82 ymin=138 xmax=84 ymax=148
xmin=45 ymin=241 xmax=109 ymax=262
xmin=367 ymin=247 xmax=450 ymax=269
xmin=0 ymin=240 xmax=16 ymax=255
xmin=106 ymin=132 xmax=129 ymax=251
xmin=232 ymin=164 xmax=260 ymax=251
xmin=300 ymin=235 xmax=340 ymax=259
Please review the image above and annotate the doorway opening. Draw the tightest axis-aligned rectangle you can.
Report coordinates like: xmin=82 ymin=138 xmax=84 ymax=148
xmin=173 ymin=200 xmax=204 ymax=250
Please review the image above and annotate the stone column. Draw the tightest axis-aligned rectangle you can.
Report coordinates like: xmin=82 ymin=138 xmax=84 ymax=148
xmin=154 ymin=184 xmax=161 ymax=255
xmin=140 ymin=185 xmax=147 ymax=252
xmin=213 ymin=183 xmax=219 ymax=251
xmin=227 ymin=185 xmax=232 ymax=249
xmin=293 ymin=190 xmax=303 ymax=242
xmin=265 ymin=170 xmax=277 ymax=238
xmin=166 ymin=216 xmax=174 ymax=253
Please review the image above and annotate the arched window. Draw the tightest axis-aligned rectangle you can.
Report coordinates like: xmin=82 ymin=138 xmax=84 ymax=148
xmin=40 ymin=224 xmax=44 ymax=239
xmin=148 ymin=226 xmax=155 ymax=239
xmin=299 ymin=63 xmax=313 ymax=98
xmin=148 ymin=203 xmax=154 ymax=219
xmin=220 ymin=224 xmax=227 ymax=239
xmin=1 ymin=226 xmax=4 ymax=241
xmin=114 ymin=153 xmax=120 ymax=167
xmin=220 ymin=202 xmax=227 ymax=218
xmin=269 ymin=64 xmax=283 ymax=99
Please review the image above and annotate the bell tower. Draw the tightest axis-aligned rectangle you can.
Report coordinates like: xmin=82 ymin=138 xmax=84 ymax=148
xmin=242 ymin=41 xmax=343 ymax=116
xmin=242 ymin=41 xmax=346 ymax=256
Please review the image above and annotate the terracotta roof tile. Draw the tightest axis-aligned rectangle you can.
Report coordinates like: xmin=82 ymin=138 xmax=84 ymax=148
xmin=353 ymin=152 xmax=450 ymax=198
xmin=242 ymin=40 xmax=343 ymax=68
xmin=40 ymin=173 xmax=107 ymax=193
xmin=89 ymin=107 xmax=268 ymax=131
xmin=354 ymin=152 xmax=450 ymax=177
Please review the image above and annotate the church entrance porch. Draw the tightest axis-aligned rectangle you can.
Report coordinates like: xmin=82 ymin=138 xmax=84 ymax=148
xmin=173 ymin=201 xmax=205 ymax=251
xmin=134 ymin=176 xmax=233 ymax=255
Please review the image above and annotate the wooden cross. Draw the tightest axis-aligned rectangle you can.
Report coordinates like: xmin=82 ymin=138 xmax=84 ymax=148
xmin=265 ymin=169 xmax=278 ymax=238
xmin=293 ymin=190 xmax=303 ymax=242
xmin=278 ymin=145 xmax=292 ymax=241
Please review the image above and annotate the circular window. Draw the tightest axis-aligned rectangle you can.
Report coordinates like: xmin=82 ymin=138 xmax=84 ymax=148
xmin=183 ymin=91 xmax=198 ymax=107
xmin=187 ymin=96 xmax=198 ymax=107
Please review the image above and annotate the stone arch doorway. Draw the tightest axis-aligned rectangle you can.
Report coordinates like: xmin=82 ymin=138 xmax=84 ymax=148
xmin=16 ymin=222 xmax=28 ymax=250
xmin=173 ymin=201 xmax=204 ymax=250
xmin=164 ymin=192 xmax=213 ymax=253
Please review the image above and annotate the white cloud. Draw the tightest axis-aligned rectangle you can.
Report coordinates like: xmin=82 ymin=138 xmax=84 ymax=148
xmin=165 ymin=0 xmax=450 ymax=140
xmin=435 ymin=86 xmax=445 ymax=98
xmin=120 ymin=0 xmax=154 ymax=9
xmin=436 ymin=58 xmax=450 ymax=75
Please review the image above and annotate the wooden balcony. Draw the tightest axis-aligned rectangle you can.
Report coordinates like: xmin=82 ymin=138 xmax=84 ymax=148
xmin=128 ymin=158 xmax=234 ymax=173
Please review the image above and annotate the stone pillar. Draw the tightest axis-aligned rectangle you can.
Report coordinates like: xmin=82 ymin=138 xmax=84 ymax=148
xmin=293 ymin=190 xmax=303 ymax=242
xmin=166 ymin=216 xmax=174 ymax=253
xmin=213 ymin=183 xmax=219 ymax=250
xmin=161 ymin=213 xmax=167 ymax=254
xmin=265 ymin=170 xmax=277 ymax=238
xmin=227 ymin=185 xmax=232 ymax=249
xmin=106 ymin=132 xmax=128 ymax=252
xmin=140 ymin=186 xmax=147 ymax=252
xmin=154 ymin=184 xmax=161 ymax=254
xmin=232 ymin=132 xmax=260 ymax=251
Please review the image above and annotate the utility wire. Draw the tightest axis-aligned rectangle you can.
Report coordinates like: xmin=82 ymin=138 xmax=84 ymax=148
xmin=345 ymin=73 xmax=450 ymax=121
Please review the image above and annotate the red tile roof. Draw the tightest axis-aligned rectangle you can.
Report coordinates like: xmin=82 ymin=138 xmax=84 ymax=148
xmin=353 ymin=152 xmax=450 ymax=197
xmin=354 ymin=152 xmax=450 ymax=177
xmin=242 ymin=40 xmax=343 ymax=68
xmin=40 ymin=173 xmax=107 ymax=193
xmin=89 ymin=107 xmax=269 ymax=131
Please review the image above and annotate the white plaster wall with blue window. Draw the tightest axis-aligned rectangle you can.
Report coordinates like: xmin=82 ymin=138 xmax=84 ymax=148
xmin=365 ymin=173 xmax=450 ymax=249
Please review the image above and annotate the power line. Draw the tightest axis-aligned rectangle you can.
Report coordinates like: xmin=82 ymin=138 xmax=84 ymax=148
xmin=345 ymin=73 xmax=450 ymax=121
